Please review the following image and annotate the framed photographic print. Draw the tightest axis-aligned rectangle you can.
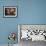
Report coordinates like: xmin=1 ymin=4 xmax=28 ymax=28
xmin=3 ymin=6 xmax=17 ymax=18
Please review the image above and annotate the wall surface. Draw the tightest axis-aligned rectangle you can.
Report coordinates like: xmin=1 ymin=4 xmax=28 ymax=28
xmin=18 ymin=0 xmax=46 ymax=24
xmin=0 ymin=0 xmax=46 ymax=45
xmin=0 ymin=0 xmax=18 ymax=44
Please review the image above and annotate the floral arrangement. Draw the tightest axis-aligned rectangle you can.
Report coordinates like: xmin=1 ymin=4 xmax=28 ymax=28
xmin=8 ymin=32 xmax=16 ymax=41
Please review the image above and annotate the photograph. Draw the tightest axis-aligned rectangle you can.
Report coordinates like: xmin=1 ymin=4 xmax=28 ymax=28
xmin=3 ymin=6 xmax=17 ymax=17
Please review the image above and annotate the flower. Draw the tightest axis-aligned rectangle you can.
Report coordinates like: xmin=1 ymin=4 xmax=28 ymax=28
xmin=8 ymin=32 xmax=16 ymax=41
